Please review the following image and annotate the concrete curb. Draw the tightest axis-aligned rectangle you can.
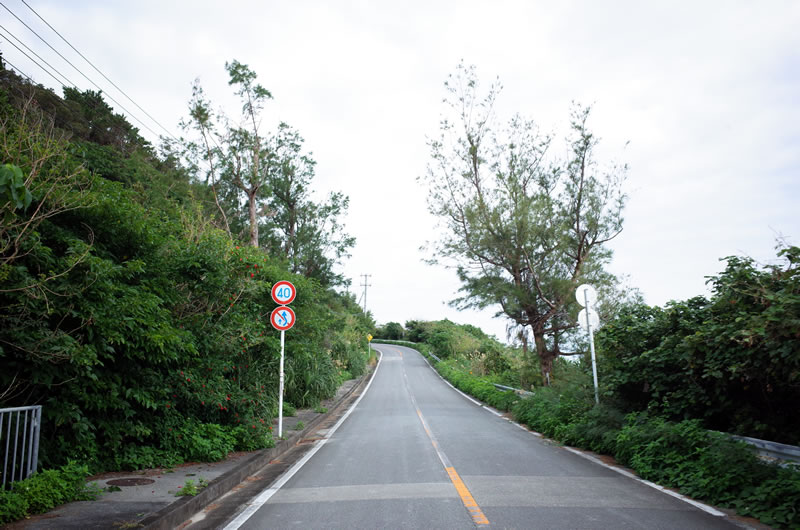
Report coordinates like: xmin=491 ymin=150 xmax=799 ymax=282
xmin=139 ymin=364 xmax=376 ymax=530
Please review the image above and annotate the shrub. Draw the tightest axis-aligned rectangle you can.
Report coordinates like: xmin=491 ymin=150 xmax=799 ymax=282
xmin=436 ymin=359 xmax=520 ymax=412
xmin=0 ymin=461 xmax=97 ymax=525
xmin=596 ymin=246 xmax=800 ymax=444
xmin=345 ymin=346 xmax=367 ymax=378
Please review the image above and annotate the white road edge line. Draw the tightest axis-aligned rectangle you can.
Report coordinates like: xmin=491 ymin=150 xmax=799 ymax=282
xmin=562 ymin=446 xmax=725 ymax=516
xmin=419 ymin=353 xmax=483 ymax=407
xmin=411 ymin=344 xmax=727 ymax=519
xmin=222 ymin=351 xmax=384 ymax=530
xmin=482 ymin=405 xmax=503 ymax=417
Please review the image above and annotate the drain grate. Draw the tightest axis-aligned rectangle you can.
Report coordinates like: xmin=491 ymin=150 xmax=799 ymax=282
xmin=106 ymin=478 xmax=156 ymax=487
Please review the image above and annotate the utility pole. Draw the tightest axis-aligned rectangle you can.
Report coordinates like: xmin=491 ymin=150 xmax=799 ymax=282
xmin=360 ymin=273 xmax=372 ymax=314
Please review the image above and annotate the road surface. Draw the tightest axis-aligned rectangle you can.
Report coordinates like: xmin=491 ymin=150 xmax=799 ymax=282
xmin=224 ymin=344 xmax=741 ymax=529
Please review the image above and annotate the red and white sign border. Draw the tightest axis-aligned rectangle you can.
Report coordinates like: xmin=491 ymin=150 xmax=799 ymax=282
xmin=270 ymin=306 xmax=296 ymax=331
xmin=271 ymin=280 xmax=297 ymax=305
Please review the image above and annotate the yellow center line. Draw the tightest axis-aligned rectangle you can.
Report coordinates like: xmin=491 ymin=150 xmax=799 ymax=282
xmin=446 ymin=467 xmax=490 ymax=525
xmin=413 ymin=403 xmax=490 ymax=525
xmin=404 ymin=364 xmax=489 ymax=525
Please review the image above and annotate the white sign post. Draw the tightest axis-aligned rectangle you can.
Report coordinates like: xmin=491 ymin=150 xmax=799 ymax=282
xmin=576 ymin=284 xmax=600 ymax=404
xmin=271 ymin=281 xmax=297 ymax=438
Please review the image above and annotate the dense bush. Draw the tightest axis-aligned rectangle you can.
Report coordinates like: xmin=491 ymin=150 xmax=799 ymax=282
xmin=404 ymin=319 xmax=800 ymax=529
xmin=596 ymin=246 xmax=800 ymax=443
xmin=375 ymin=321 xmax=405 ymax=340
xmin=435 ymin=359 xmax=519 ymax=411
xmin=0 ymin=461 xmax=98 ymax=525
xmin=511 ymin=383 xmax=800 ymax=529
xmin=0 ymin=74 xmax=373 ymax=476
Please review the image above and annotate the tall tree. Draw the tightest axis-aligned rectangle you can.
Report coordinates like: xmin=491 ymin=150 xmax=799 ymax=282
xmin=422 ymin=63 xmax=627 ymax=385
xmin=183 ymin=60 xmax=272 ymax=246
xmin=260 ymin=123 xmax=355 ymax=287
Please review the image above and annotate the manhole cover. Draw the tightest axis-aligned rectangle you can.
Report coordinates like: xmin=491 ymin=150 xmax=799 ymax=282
xmin=107 ymin=478 xmax=155 ymax=487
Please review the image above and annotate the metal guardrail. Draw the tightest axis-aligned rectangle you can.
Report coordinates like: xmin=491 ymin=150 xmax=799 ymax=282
xmin=1 ymin=405 xmax=42 ymax=488
xmin=492 ymin=383 xmax=534 ymax=397
xmin=378 ymin=340 xmax=800 ymax=466
xmin=730 ymin=434 xmax=800 ymax=465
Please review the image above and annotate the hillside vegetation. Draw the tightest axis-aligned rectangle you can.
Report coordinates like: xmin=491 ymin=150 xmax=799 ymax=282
xmin=0 ymin=67 xmax=373 ymax=476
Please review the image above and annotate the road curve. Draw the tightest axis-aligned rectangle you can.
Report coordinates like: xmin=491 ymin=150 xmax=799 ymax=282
xmin=226 ymin=344 xmax=742 ymax=529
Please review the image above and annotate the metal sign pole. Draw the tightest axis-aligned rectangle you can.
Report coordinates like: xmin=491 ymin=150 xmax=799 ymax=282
xmin=270 ymin=281 xmax=296 ymax=441
xmin=278 ymin=329 xmax=285 ymax=438
xmin=584 ymin=290 xmax=600 ymax=404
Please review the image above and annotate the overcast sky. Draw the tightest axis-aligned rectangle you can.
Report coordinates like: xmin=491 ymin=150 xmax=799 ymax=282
xmin=3 ymin=1 xmax=799 ymax=342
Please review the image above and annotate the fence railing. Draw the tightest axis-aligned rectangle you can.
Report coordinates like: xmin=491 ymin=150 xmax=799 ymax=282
xmin=1 ymin=405 xmax=42 ymax=488
xmin=729 ymin=434 xmax=800 ymax=466
xmin=492 ymin=383 xmax=534 ymax=397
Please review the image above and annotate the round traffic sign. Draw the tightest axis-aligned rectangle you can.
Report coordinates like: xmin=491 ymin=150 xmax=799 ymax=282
xmin=271 ymin=281 xmax=296 ymax=305
xmin=575 ymin=284 xmax=597 ymax=307
xmin=271 ymin=306 xmax=296 ymax=331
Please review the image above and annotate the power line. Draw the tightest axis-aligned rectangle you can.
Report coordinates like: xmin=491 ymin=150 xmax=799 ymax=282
xmin=19 ymin=0 xmax=181 ymax=143
xmin=1 ymin=3 xmax=215 ymax=182
xmin=0 ymin=57 xmax=83 ymax=120
xmin=0 ymin=26 xmax=72 ymax=89
xmin=0 ymin=1 xmax=161 ymax=139
xmin=0 ymin=28 xmax=128 ymax=126
xmin=0 ymin=23 xmax=75 ymax=87
xmin=2 ymin=56 xmax=35 ymax=83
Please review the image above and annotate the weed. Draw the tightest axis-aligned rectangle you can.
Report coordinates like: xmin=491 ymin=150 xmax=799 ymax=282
xmin=175 ymin=477 xmax=208 ymax=497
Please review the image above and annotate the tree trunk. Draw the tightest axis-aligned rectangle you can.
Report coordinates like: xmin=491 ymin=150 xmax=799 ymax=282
xmin=533 ymin=330 xmax=557 ymax=386
xmin=248 ymin=191 xmax=259 ymax=247
xmin=519 ymin=331 xmax=530 ymax=389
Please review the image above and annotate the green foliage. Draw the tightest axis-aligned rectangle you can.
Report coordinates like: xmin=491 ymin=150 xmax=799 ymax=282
xmin=183 ymin=60 xmax=355 ymax=275
xmin=175 ymin=477 xmax=208 ymax=497
xmin=612 ymin=413 xmax=800 ymax=528
xmin=376 ymin=321 xmax=405 ymax=340
xmin=0 ymin=461 xmax=97 ymax=525
xmin=0 ymin=488 xmax=28 ymax=524
xmin=0 ymin=163 xmax=32 ymax=211
xmin=423 ymin=63 xmax=627 ymax=384
xmin=285 ymin=349 xmax=339 ymax=408
xmin=405 ymin=319 xmax=502 ymax=361
xmin=435 ymin=359 xmax=519 ymax=411
xmin=330 ymin=313 xmax=372 ymax=379
xmin=512 ymin=383 xmax=595 ymax=439
xmin=735 ymin=469 xmax=800 ymax=528
xmin=259 ymin=123 xmax=355 ymax=287
xmin=168 ymin=421 xmax=236 ymax=463
xmin=0 ymin=71 xmax=365 ymax=477
xmin=282 ymin=402 xmax=297 ymax=417
xmin=511 ymin=379 xmax=800 ymax=529
xmin=596 ymin=246 xmax=800 ymax=443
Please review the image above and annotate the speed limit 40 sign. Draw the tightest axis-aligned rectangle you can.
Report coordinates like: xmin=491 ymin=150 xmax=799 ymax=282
xmin=271 ymin=281 xmax=296 ymax=305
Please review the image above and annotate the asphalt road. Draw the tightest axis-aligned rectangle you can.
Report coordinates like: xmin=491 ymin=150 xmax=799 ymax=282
xmin=224 ymin=344 xmax=742 ymax=529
